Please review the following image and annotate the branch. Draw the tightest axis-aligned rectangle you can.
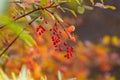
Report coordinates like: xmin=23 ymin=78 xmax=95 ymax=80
xmin=0 ymin=2 xmax=65 ymax=57
xmin=14 ymin=8 xmax=40 ymax=21
xmin=28 ymin=16 xmax=39 ymax=25
xmin=0 ymin=29 xmax=24 ymax=57
xmin=0 ymin=2 xmax=59 ymax=29
xmin=45 ymin=9 xmax=71 ymax=39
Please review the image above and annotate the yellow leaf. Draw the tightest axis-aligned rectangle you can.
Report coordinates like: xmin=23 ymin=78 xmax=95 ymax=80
xmin=100 ymin=0 xmax=104 ymax=4
xmin=104 ymin=5 xmax=116 ymax=10
xmin=102 ymin=35 xmax=110 ymax=45
xmin=109 ymin=76 xmax=116 ymax=80
xmin=112 ymin=36 xmax=119 ymax=46
xmin=90 ymin=0 xmax=94 ymax=5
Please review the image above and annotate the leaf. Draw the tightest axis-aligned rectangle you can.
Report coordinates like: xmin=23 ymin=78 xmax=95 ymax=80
xmin=54 ymin=13 xmax=64 ymax=22
xmin=17 ymin=3 xmax=26 ymax=10
xmin=39 ymin=0 xmax=48 ymax=7
xmin=104 ymin=5 xmax=116 ymax=10
xmin=102 ymin=35 xmax=110 ymax=45
xmin=11 ymin=72 xmax=16 ymax=80
xmin=70 ymin=10 xmax=77 ymax=17
xmin=18 ymin=65 xmax=27 ymax=80
xmin=8 ymin=23 xmax=36 ymax=46
xmin=53 ymin=0 xmax=59 ymax=5
xmin=100 ymin=0 xmax=104 ymax=4
xmin=58 ymin=71 xmax=62 ymax=80
xmin=90 ymin=0 xmax=94 ymax=5
xmin=66 ymin=25 xmax=75 ymax=32
xmin=0 ymin=16 xmax=36 ymax=46
xmin=83 ymin=5 xmax=93 ymax=10
xmin=94 ymin=2 xmax=104 ymax=8
xmin=70 ymin=34 xmax=76 ymax=42
xmin=20 ymin=31 xmax=36 ymax=46
xmin=23 ymin=0 xmax=35 ymax=3
xmin=64 ymin=8 xmax=77 ymax=17
xmin=68 ymin=78 xmax=77 ymax=80
xmin=77 ymin=6 xmax=85 ymax=14
xmin=75 ymin=0 xmax=81 ymax=5
xmin=40 ymin=76 xmax=47 ymax=80
xmin=0 ymin=0 xmax=8 ymax=15
xmin=46 ymin=10 xmax=55 ymax=20
xmin=80 ymin=0 xmax=83 ymax=3
xmin=22 ymin=3 xmax=30 ymax=8
xmin=112 ymin=36 xmax=119 ymax=46
xmin=0 ymin=68 xmax=10 ymax=80
xmin=59 ymin=6 xmax=66 ymax=12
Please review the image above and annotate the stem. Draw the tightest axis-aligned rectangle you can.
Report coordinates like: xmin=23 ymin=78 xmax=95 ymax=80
xmin=0 ymin=3 xmax=59 ymax=29
xmin=15 ymin=8 xmax=40 ymax=21
xmin=0 ymin=2 xmax=65 ymax=56
xmin=0 ymin=29 xmax=24 ymax=57
xmin=28 ymin=16 xmax=39 ymax=25
xmin=45 ymin=9 xmax=71 ymax=39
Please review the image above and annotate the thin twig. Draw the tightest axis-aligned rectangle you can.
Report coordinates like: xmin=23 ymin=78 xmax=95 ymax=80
xmin=15 ymin=8 xmax=40 ymax=21
xmin=45 ymin=9 xmax=71 ymax=39
xmin=28 ymin=16 xmax=39 ymax=25
xmin=0 ymin=29 xmax=24 ymax=57
xmin=0 ymin=2 xmax=65 ymax=57
xmin=0 ymin=3 xmax=59 ymax=29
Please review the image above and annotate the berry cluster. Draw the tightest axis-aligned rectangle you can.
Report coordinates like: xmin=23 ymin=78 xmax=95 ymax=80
xmin=64 ymin=46 xmax=74 ymax=59
xmin=50 ymin=22 xmax=61 ymax=50
xmin=36 ymin=25 xmax=46 ymax=35
xmin=50 ymin=22 xmax=74 ymax=59
xmin=35 ymin=16 xmax=75 ymax=59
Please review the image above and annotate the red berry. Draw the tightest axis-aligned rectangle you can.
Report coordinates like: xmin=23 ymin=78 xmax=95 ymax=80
xmin=53 ymin=42 xmax=56 ymax=45
xmin=59 ymin=47 xmax=63 ymax=51
xmin=71 ymin=46 xmax=74 ymax=52
xmin=54 ymin=22 xmax=58 ymax=27
xmin=50 ymin=28 xmax=52 ymax=31
xmin=13 ymin=16 xmax=16 ymax=19
xmin=36 ymin=27 xmax=40 ymax=32
xmin=45 ymin=21 xmax=48 ymax=24
xmin=40 ymin=16 xmax=43 ymax=19
xmin=38 ymin=32 xmax=41 ymax=35
xmin=54 ymin=45 xmax=58 ymax=47
xmin=64 ymin=54 xmax=70 ymax=59
xmin=64 ymin=42 xmax=67 ymax=46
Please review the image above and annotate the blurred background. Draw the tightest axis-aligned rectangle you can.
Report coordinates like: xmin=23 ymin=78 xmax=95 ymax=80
xmin=0 ymin=0 xmax=120 ymax=80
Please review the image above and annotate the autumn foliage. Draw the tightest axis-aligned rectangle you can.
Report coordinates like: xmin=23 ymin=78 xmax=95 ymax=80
xmin=0 ymin=0 xmax=119 ymax=80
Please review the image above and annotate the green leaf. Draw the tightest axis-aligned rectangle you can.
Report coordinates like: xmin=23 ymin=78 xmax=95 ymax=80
xmin=58 ymin=71 xmax=62 ymax=80
xmin=0 ymin=16 xmax=36 ymax=46
xmin=80 ymin=0 xmax=83 ymax=3
xmin=39 ymin=0 xmax=48 ymax=7
xmin=0 ymin=0 xmax=8 ymax=15
xmin=20 ymin=31 xmax=36 ymax=46
xmin=54 ymin=13 xmax=63 ymax=22
xmin=53 ymin=0 xmax=59 ymax=5
xmin=83 ymin=5 xmax=93 ymax=10
xmin=75 ymin=0 xmax=81 ymax=5
xmin=58 ymin=6 xmax=66 ymax=12
xmin=64 ymin=8 xmax=77 ymax=17
xmin=17 ymin=3 xmax=26 ymax=10
xmin=77 ymin=6 xmax=85 ymax=14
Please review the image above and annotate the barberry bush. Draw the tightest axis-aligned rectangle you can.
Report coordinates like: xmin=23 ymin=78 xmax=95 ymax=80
xmin=0 ymin=0 xmax=117 ymax=80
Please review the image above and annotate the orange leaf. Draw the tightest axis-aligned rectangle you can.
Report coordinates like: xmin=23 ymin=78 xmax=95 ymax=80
xmin=70 ymin=34 xmax=76 ymax=42
xmin=66 ymin=25 xmax=75 ymax=33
